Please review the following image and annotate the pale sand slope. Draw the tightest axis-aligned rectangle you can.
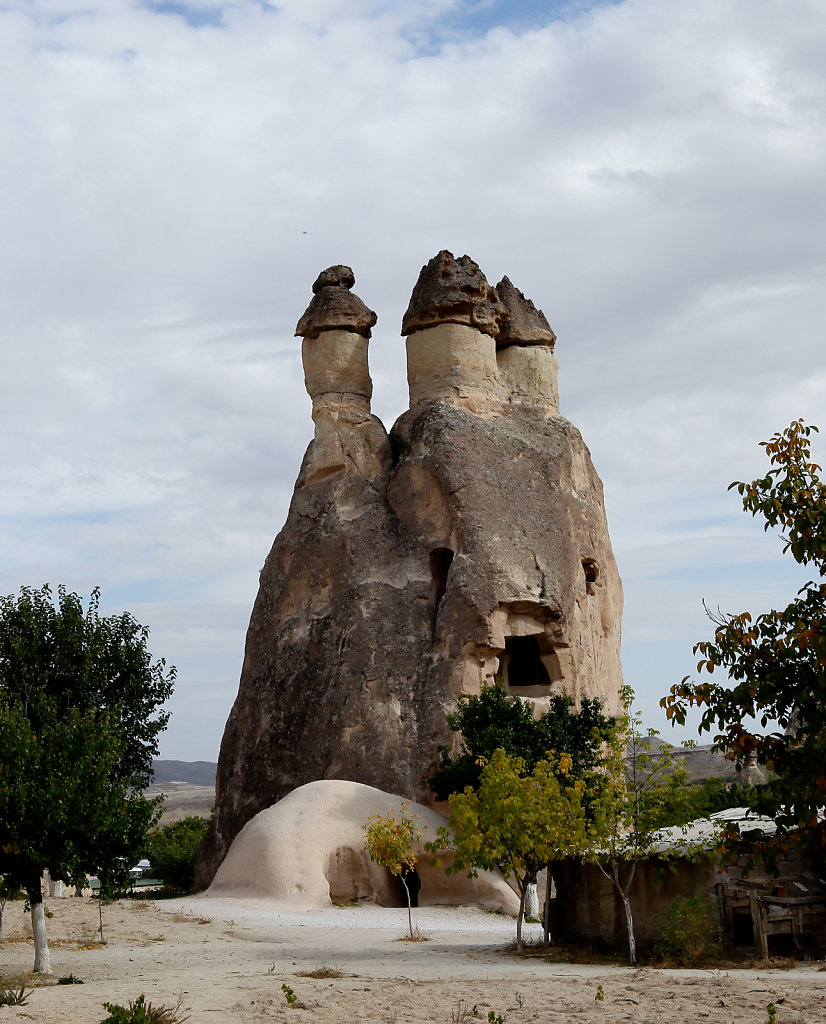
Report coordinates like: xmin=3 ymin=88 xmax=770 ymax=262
xmin=2 ymin=896 xmax=825 ymax=1024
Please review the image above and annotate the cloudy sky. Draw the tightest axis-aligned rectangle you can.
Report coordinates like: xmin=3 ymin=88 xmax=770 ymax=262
xmin=2 ymin=0 xmax=824 ymax=760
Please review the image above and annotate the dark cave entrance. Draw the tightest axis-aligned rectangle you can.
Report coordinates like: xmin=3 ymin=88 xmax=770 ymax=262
xmin=387 ymin=866 xmax=421 ymax=908
xmin=429 ymin=547 xmax=454 ymax=623
xmin=582 ymin=558 xmax=598 ymax=595
xmin=503 ymin=635 xmax=552 ymax=690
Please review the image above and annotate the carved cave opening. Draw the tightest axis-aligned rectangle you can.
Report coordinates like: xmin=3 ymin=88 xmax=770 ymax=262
xmin=386 ymin=867 xmax=422 ymax=908
xmin=429 ymin=547 xmax=455 ymax=617
xmin=503 ymin=635 xmax=550 ymax=689
xmin=582 ymin=558 xmax=598 ymax=595
xmin=326 ymin=850 xmax=421 ymax=908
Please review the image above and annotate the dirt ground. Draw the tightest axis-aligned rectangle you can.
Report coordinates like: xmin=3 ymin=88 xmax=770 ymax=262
xmin=2 ymin=895 xmax=825 ymax=1023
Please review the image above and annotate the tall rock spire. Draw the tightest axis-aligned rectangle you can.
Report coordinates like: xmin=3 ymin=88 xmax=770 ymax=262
xmin=295 ymin=266 xmax=386 ymax=485
xmin=196 ymin=253 xmax=624 ymax=890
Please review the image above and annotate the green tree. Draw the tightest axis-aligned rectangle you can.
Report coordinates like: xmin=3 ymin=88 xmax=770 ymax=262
xmin=0 ymin=585 xmax=174 ymax=785
xmin=0 ymin=698 xmax=159 ymax=970
xmin=0 ymin=585 xmax=174 ymax=973
xmin=428 ymin=684 xmax=615 ymax=800
xmin=428 ymin=749 xmax=588 ymax=952
xmin=655 ymin=776 xmax=751 ymax=826
xmin=145 ymin=816 xmax=212 ymax=893
xmin=363 ymin=808 xmax=421 ymax=938
xmin=584 ymin=695 xmax=690 ymax=964
xmin=657 ymin=894 xmax=723 ymax=965
xmin=661 ymin=420 xmax=826 ymax=862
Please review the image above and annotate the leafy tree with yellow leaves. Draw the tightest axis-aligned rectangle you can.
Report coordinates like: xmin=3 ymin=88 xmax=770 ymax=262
xmin=364 ymin=807 xmax=421 ymax=938
xmin=427 ymin=749 xmax=588 ymax=952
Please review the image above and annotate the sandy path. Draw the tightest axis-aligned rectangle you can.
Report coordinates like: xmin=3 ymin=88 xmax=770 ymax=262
xmin=2 ymin=896 xmax=825 ymax=1023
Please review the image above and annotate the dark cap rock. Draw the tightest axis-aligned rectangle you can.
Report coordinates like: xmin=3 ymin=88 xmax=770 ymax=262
xmin=296 ymin=265 xmax=378 ymax=339
xmin=495 ymin=277 xmax=556 ymax=349
xmin=401 ymin=250 xmax=504 ymax=338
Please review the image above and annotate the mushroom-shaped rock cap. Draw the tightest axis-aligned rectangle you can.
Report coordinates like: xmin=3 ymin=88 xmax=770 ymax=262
xmin=401 ymin=250 xmax=504 ymax=338
xmin=495 ymin=277 xmax=556 ymax=349
xmin=295 ymin=265 xmax=378 ymax=339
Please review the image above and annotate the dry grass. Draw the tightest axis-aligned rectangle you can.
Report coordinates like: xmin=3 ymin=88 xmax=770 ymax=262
xmin=751 ymin=957 xmax=797 ymax=970
xmin=0 ymin=972 xmax=54 ymax=990
xmin=295 ymin=964 xmax=346 ymax=979
xmin=450 ymin=1000 xmax=478 ymax=1023
xmin=396 ymin=927 xmax=429 ymax=942
xmin=169 ymin=909 xmax=211 ymax=926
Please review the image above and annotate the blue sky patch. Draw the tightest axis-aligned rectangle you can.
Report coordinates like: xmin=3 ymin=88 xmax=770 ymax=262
xmin=408 ymin=0 xmax=623 ymax=52
xmin=142 ymin=1 xmax=225 ymax=29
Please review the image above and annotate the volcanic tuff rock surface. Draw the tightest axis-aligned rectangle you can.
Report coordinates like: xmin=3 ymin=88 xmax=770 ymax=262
xmin=206 ymin=779 xmax=519 ymax=912
xmin=196 ymin=252 xmax=624 ymax=887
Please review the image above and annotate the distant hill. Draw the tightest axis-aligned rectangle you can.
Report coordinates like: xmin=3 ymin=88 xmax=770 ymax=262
xmin=151 ymin=760 xmax=217 ymax=787
xmin=145 ymin=745 xmax=734 ymax=827
xmin=639 ymin=738 xmax=737 ymax=784
xmin=149 ymin=746 xmax=735 ymax=790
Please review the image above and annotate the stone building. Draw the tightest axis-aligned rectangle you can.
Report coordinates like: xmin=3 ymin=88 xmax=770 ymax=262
xmin=196 ymin=251 xmax=624 ymax=887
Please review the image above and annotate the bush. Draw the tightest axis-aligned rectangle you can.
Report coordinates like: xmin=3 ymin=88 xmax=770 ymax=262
xmin=144 ymin=817 xmax=211 ymax=893
xmin=99 ymin=994 xmax=189 ymax=1024
xmin=0 ymin=981 xmax=31 ymax=1006
xmin=658 ymin=895 xmax=723 ymax=964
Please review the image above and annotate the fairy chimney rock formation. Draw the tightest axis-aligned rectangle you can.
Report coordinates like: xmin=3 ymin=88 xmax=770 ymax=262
xmin=295 ymin=266 xmax=387 ymax=485
xmin=403 ymin=251 xmax=503 ymax=413
xmin=196 ymin=251 xmax=624 ymax=888
xmin=495 ymin=275 xmax=560 ymax=412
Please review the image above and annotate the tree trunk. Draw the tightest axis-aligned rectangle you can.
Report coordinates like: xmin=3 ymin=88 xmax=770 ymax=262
xmin=595 ymin=858 xmax=638 ymax=965
xmin=621 ymin=891 xmax=636 ymax=965
xmin=28 ymin=878 xmax=52 ymax=974
xmin=400 ymin=875 xmax=413 ymax=938
xmin=0 ymin=895 xmax=7 ymax=940
xmin=611 ymin=861 xmax=637 ymax=965
xmin=515 ymin=884 xmax=526 ymax=954
xmin=543 ymin=868 xmax=552 ymax=946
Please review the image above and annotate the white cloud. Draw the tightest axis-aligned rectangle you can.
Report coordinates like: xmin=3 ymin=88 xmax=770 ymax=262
xmin=1 ymin=0 xmax=824 ymax=757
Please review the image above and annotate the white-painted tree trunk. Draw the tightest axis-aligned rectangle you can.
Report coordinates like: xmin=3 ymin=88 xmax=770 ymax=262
xmin=31 ymin=896 xmax=52 ymax=974
xmin=525 ymin=883 xmax=540 ymax=920
xmin=611 ymin=860 xmax=637 ymax=965
xmin=595 ymin=858 xmax=638 ymax=965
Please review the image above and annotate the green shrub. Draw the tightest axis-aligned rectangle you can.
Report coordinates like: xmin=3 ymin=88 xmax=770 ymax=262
xmin=99 ymin=993 xmax=189 ymax=1024
xmin=144 ymin=816 xmax=210 ymax=893
xmin=658 ymin=895 xmax=722 ymax=964
xmin=0 ymin=981 xmax=31 ymax=1006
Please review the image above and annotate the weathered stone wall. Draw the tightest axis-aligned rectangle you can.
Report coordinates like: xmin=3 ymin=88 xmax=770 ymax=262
xmin=548 ymin=856 xmax=720 ymax=951
xmin=195 ymin=253 xmax=624 ymax=888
